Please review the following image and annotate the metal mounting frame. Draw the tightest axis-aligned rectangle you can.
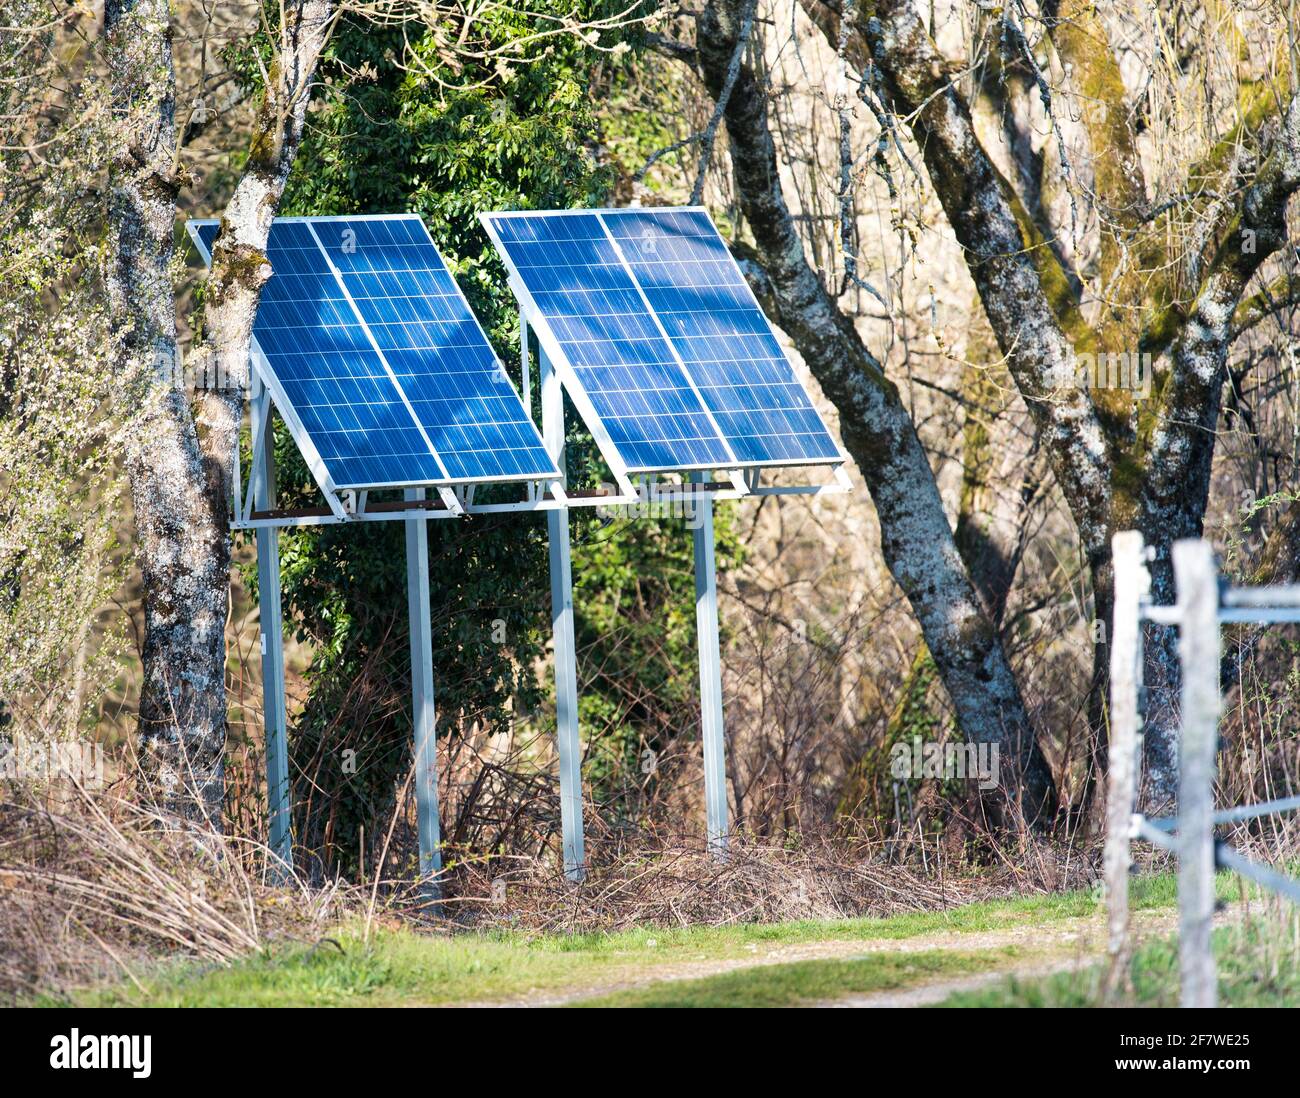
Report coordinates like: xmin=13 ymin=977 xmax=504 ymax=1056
xmin=197 ymin=208 xmax=857 ymax=892
xmin=480 ymin=208 xmax=863 ymax=873
xmin=1106 ymin=530 xmax=1300 ymax=1008
xmin=190 ymin=216 xmax=597 ymax=891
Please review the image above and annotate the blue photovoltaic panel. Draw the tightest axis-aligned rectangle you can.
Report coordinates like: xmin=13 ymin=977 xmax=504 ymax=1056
xmin=603 ymin=209 xmax=841 ymax=466
xmin=483 ymin=208 xmax=840 ymax=473
xmin=191 ymin=216 xmax=557 ymax=490
xmin=311 ymin=218 xmax=556 ymax=482
xmin=195 ymin=219 xmax=445 ymax=488
xmin=482 ymin=212 xmax=734 ymax=472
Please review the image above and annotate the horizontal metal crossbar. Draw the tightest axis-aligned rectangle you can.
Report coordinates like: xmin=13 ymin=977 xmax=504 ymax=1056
xmin=1133 ymin=815 xmax=1177 ymax=850
xmin=1212 ymin=794 xmax=1300 ymax=824
xmin=1215 ymin=844 xmax=1300 ymax=904
xmin=1218 ymin=607 xmax=1300 ymax=623
xmin=1222 ymin=584 xmax=1300 ymax=608
xmin=229 ymin=480 xmax=777 ymax=529
xmin=1143 ymin=793 xmax=1300 ymax=832
xmin=1140 ymin=596 xmax=1300 ymax=626
xmin=1142 ymin=603 xmax=1182 ymax=625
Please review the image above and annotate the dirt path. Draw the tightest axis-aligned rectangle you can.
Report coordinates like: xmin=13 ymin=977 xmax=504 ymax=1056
xmin=824 ymin=959 xmax=1082 ymax=1008
xmin=824 ymin=903 xmax=1250 ymax=1009
xmin=465 ymin=904 xmax=1225 ymax=1008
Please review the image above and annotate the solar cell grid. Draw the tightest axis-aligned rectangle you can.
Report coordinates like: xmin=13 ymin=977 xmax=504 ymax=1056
xmin=190 ymin=216 xmax=557 ymax=491
xmin=312 ymin=218 xmax=555 ymax=482
xmin=482 ymin=207 xmax=841 ymax=474
xmin=602 ymin=208 xmax=841 ymax=466
xmin=485 ymin=213 xmax=735 ymax=473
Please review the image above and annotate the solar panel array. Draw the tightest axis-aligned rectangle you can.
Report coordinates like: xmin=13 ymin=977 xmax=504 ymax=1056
xmin=482 ymin=207 xmax=840 ymax=474
xmin=191 ymin=216 xmax=557 ymax=491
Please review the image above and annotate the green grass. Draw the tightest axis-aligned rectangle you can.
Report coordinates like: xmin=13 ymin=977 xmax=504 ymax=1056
xmin=574 ymin=947 xmax=1026 ymax=1008
xmin=937 ymin=907 xmax=1300 ymax=1008
xmin=46 ymin=871 xmax=1208 ymax=1008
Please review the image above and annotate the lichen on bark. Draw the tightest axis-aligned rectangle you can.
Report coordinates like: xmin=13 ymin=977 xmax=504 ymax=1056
xmin=697 ymin=0 xmax=1057 ymax=821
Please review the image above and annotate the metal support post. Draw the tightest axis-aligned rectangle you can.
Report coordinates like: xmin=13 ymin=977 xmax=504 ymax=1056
xmin=520 ymin=316 xmax=532 ymax=420
xmin=540 ymin=346 xmax=585 ymax=881
xmin=691 ymin=479 xmax=729 ymax=857
xmin=1173 ymin=538 xmax=1220 ymax=1008
xmin=1104 ymin=530 xmax=1145 ymax=992
xmin=252 ymin=380 xmax=292 ymax=881
xmin=405 ymin=487 xmax=443 ymax=893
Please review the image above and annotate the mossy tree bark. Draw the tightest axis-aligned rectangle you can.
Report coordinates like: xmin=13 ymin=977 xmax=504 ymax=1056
xmin=793 ymin=0 xmax=1300 ymax=811
xmin=695 ymin=0 xmax=1057 ymax=823
xmin=103 ymin=0 xmax=334 ymax=826
xmin=195 ymin=1 xmax=335 ymax=519
xmin=103 ymin=0 xmax=228 ymax=825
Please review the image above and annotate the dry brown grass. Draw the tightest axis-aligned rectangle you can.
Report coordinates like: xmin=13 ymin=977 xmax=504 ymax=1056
xmin=409 ymin=819 xmax=1100 ymax=936
xmin=1 ymin=763 xmax=1106 ymax=1003
xmin=0 ymin=781 xmax=347 ymax=1003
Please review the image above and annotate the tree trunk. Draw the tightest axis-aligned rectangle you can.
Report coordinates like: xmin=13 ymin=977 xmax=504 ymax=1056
xmin=954 ymin=311 xmax=1043 ymax=626
xmin=104 ymin=0 xmax=228 ymax=825
xmin=195 ymin=0 xmax=335 ymax=508
xmin=797 ymin=0 xmax=1300 ymax=815
xmin=104 ymin=0 xmax=335 ymax=827
xmin=698 ymin=0 xmax=1056 ymax=822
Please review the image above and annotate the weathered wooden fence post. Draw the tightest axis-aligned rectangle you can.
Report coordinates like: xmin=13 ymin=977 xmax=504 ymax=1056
xmin=1173 ymin=538 xmax=1220 ymax=1008
xmin=1104 ymin=531 xmax=1145 ymax=994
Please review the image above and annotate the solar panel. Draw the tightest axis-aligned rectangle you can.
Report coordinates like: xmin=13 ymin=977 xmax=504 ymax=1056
xmin=190 ymin=216 xmax=558 ymax=492
xmin=602 ymin=209 xmax=841 ymax=466
xmin=480 ymin=212 xmax=734 ymax=473
xmin=482 ymin=207 xmax=841 ymax=474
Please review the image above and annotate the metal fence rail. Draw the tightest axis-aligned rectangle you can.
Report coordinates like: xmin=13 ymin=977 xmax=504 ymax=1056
xmin=1106 ymin=532 xmax=1300 ymax=1008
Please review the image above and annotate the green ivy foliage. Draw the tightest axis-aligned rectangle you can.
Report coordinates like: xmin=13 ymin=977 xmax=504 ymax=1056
xmin=570 ymin=504 xmax=743 ymax=818
xmin=253 ymin=9 xmax=608 ymax=874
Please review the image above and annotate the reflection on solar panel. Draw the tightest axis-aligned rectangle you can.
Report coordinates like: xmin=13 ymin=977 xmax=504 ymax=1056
xmin=481 ymin=213 xmax=733 ymax=472
xmin=481 ymin=207 xmax=841 ymax=473
xmin=603 ymin=210 xmax=841 ymax=466
xmin=190 ymin=215 xmax=557 ymax=491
